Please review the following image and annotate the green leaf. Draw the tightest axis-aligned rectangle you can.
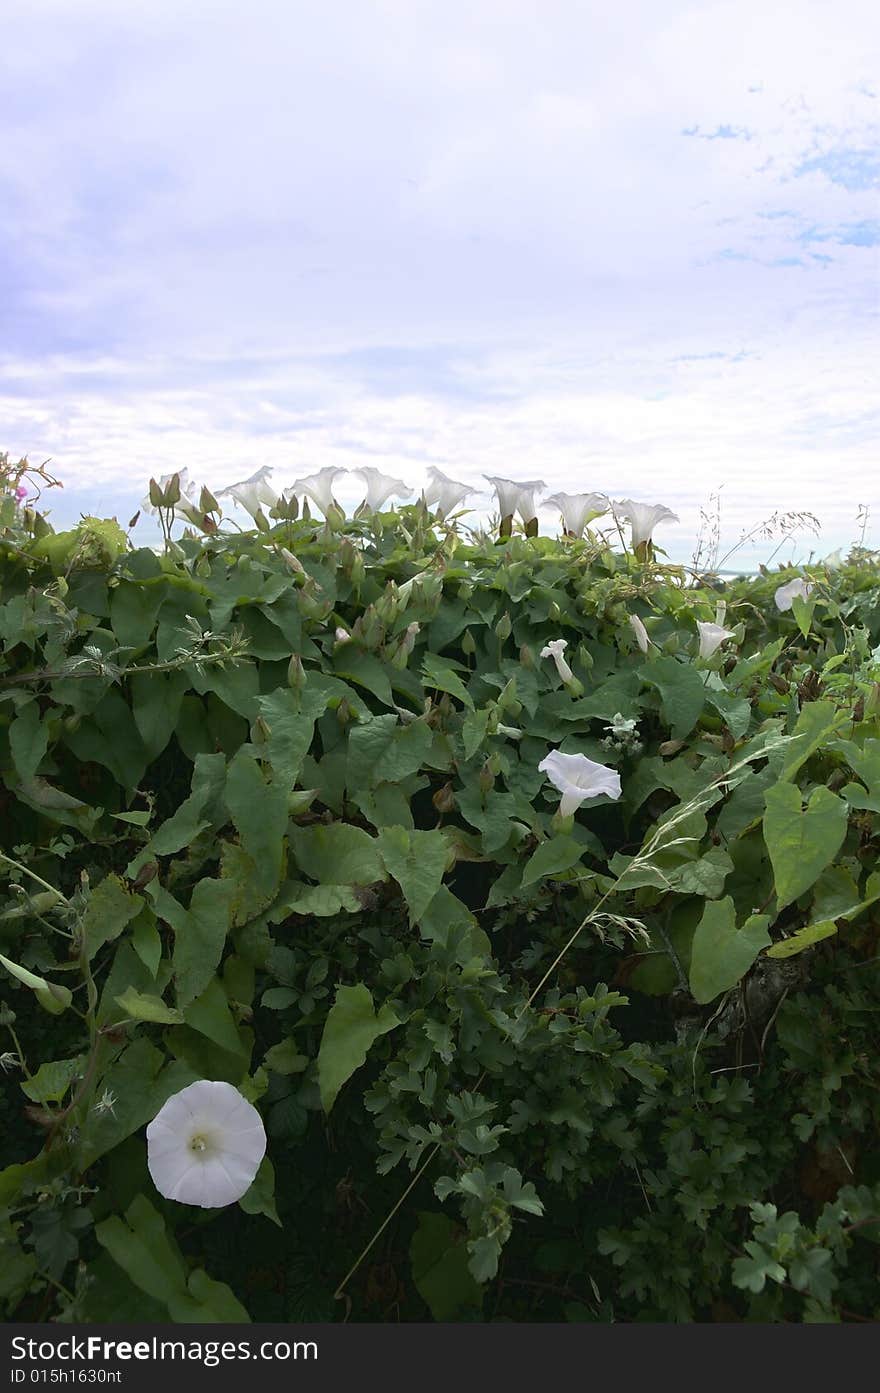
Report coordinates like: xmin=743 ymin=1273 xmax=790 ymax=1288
xmin=377 ymin=825 xmax=449 ymax=923
xmin=96 ymin=1195 xmax=250 ymax=1322
xmin=333 ymin=650 xmax=394 ymax=706
xmin=224 ymin=748 xmax=288 ymax=902
xmin=347 ymin=715 xmax=433 ymax=791
xmin=521 ymin=834 xmax=586 ymax=888
xmin=421 ymin=653 xmax=474 ymax=709
xmin=127 ymin=752 xmax=226 ymax=877
xmin=131 ymin=906 xmax=162 ymax=977
xmin=77 ymin=1039 xmax=197 ymax=1168
xmin=20 ymin=1056 xmax=85 ymax=1104
xmin=256 ymin=684 xmax=330 ymax=789
xmin=81 ymin=873 xmax=143 ymax=960
xmin=184 ymin=978 xmax=248 ymax=1058
xmin=641 ymin=656 xmax=706 ymax=739
xmin=263 ymin=1039 xmax=309 ymax=1074
xmin=688 ymin=898 xmax=771 ymax=1004
xmin=114 ymin=987 xmax=185 ymax=1025
xmin=9 ymin=701 xmax=49 ymax=783
xmin=290 ymin=822 xmax=385 ymax=887
xmin=775 ymin=701 xmax=846 ymax=784
xmin=410 ymin=1212 xmax=483 ymax=1320
xmin=765 ymin=921 xmax=838 ymax=958
xmin=238 ymin=1156 xmax=282 ymax=1228
xmin=317 ymin=982 xmax=399 ymax=1113
xmin=266 ymin=883 xmax=361 ymax=919
xmin=461 ymin=707 xmax=491 ymax=760
xmin=763 ymin=783 xmax=848 ymax=910
xmin=149 ymin=878 xmax=236 ymax=1009
xmin=732 ymin=1241 xmax=786 ymax=1294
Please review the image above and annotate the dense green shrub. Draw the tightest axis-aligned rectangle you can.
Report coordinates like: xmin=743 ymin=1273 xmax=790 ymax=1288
xmin=1 ymin=462 xmax=878 ymax=1321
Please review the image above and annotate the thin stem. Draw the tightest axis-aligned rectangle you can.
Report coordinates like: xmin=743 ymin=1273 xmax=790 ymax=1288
xmin=333 ymin=1143 xmax=439 ymax=1301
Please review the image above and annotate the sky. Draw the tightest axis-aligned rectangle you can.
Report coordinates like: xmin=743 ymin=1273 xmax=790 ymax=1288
xmin=1 ymin=0 xmax=878 ymax=569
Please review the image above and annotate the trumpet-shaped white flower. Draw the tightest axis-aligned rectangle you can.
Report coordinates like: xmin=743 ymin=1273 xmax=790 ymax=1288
xmin=629 ymin=613 xmax=649 ymax=653
xmin=353 ymin=466 xmax=411 ymax=510
xmin=545 ymin=491 xmax=610 ymax=538
xmin=216 ymin=466 xmax=278 ymax=522
xmin=540 ymin=638 xmax=574 ymax=683
xmin=697 ymin=621 xmax=736 ymax=659
xmin=483 ymin=475 xmax=547 ymax=526
xmin=422 ymin=466 xmax=473 ymax=519
xmin=821 ymin=549 xmax=843 ymax=570
xmin=538 ymin=750 xmax=622 ymax=816
xmin=612 ymin=499 xmax=679 ymax=549
xmin=146 ymin=1080 xmax=266 ymax=1209
xmin=285 ymin=466 xmax=347 ymax=517
xmin=774 ymin=577 xmax=814 ymax=612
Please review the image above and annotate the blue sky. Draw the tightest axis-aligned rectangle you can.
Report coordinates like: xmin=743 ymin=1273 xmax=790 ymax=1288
xmin=1 ymin=0 xmax=878 ymax=568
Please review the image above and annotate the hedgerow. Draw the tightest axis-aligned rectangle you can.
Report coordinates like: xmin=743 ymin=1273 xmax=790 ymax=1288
xmin=1 ymin=457 xmax=878 ymax=1322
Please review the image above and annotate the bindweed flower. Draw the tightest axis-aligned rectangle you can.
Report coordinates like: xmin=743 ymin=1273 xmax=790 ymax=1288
xmin=545 ymin=491 xmax=609 ymax=538
xmin=334 ymin=627 xmax=352 ymax=645
xmin=352 ymin=466 xmax=411 ymax=511
xmin=612 ymin=499 xmax=679 ymax=553
xmin=540 ymin=638 xmax=574 ymax=684
xmin=484 ymin=475 xmax=547 ymax=533
xmin=14 ymin=486 xmax=27 ymax=502
xmin=496 ymin=723 xmax=523 ymax=739
xmin=422 ymin=466 xmax=473 ymax=519
xmin=697 ymin=621 xmax=736 ymax=659
xmin=629 ymin=613 xmax=650 ymax=653
xmin=774 ymin=577 xmax=814 ymax=612
xmin=285 ymin=466 xmax=348 ymax=517
xmin=216 ymin=466 xmax=278 ymax=524
xmin=538 ymin=750 xmax=622 ymax=816
xmin=146 ymin=1080 xmax=266 ymax=1208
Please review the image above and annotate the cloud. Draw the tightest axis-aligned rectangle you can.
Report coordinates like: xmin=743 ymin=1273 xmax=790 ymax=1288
xmin=0 ymin=0 xmax=877 ymax=565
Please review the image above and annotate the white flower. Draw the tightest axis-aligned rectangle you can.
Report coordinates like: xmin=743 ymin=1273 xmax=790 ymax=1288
xmin=335 ymin=626 xmax=352 ymax=644
xmin=629 ymin=614 xmax=649 ymax=653
xmin=697 ymin=621 xmax=736 ymax=659
xmin=483 ymin=475 xmax=547 ymax=526
xmin=608 ymin=712 xmax=637 ymax=737
xmin=545 ymin=491 xmax=609 ymax=538
xmin=146 ymin=1080 xmax=266 ymax=1209
xmin=822 ymin=548 xmax=843 ymax=570
xmin=540 ymin=638 xmax=574 ymax=683
xmin=774 ymin=577 xmax=814 ymax=612
xmin=216 ymin=466 xmax=278 ymax=522
xmin=284 ymin=466 xmax=347 ymax=517
xmin=538 ymin=750 xmax=622 ymax=816
xmin=352 ymin=466 xmax=411 ymax=510
xmin=422 ymin=466 xmax=473 ymax=519
xmin=612 ymin=499 xmax=679 ymax=549
xmin=496 ymin=723 xmax=523 ymax=739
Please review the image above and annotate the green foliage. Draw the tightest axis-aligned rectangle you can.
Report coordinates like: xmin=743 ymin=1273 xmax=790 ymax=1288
xmin=2 ymin=467 xmax=879 ymax=1322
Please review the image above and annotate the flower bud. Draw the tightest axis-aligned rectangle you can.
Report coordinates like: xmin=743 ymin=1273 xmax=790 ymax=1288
xmin=461 ymin=629 xmax=476 ymax=655
xmin=432 ymin=782 xmax=456 ymax=814
xmin=519 ymin=643 xmax=535 ymax=668
xmin=495 ymin=612 xmax=512 ymax=641
xmin=478 ymin=760 xmax=495 ymax=793
xmin=287 ymin=653 xmax=305 ymax=690
xmin=336 ymin=698 xmax=352 ymax=726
